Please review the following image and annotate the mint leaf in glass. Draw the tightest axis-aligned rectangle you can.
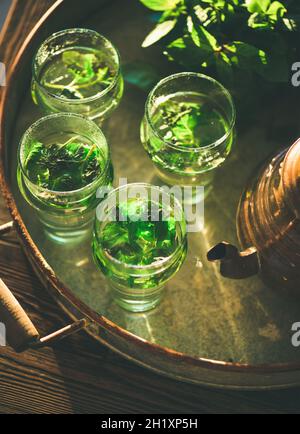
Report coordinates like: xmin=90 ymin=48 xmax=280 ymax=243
xmin=24 ymin=136 xmax=102 ymax=191
xmin=40 ymin=48 xmax=115 ymax=99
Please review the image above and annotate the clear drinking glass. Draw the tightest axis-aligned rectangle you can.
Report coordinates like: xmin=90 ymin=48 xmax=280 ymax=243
xmin=18 ymin=113 xmax=114 ymax=243
xmin=92 ymin=183 xmax=188 ymax=312
xmin=141 ymin=72 xmax=236 ymax=198
xmin=31 ymin=29 xmax=124 ymax=123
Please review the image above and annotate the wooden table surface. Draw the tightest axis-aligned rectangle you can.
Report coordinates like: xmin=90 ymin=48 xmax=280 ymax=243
xmin=0 ymin=0 xmax=300 ymax=414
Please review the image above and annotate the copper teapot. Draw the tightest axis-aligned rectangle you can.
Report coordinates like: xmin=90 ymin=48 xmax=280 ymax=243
xmin=208 ymin=138 xmax=300 ymax=293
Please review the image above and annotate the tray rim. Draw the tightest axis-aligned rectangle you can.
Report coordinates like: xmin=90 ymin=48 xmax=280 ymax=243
xmin=1 ymin=0 xmax=300 ymax=381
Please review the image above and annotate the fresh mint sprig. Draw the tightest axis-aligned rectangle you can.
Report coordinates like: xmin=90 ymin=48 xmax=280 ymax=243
xmin=43 ymin=50 xmax=114 ymax=99
xmin=140 ymin=0 xmax=300 ymax=84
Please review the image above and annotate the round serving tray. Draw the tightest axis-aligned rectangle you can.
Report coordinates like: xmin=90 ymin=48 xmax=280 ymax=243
xmin=1 ymin=0 xmax=300 ymax=390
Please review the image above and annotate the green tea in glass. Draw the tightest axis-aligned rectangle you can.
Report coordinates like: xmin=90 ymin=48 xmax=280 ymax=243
xmin=93 ymin=183 xmax=187 ymax=312
xmin=141 ymin=73 xmax=236 ymax=199
xmin=18 ymin=113 xmax=113 ymax=243
xmin=32 ymin=29 xmax=124 ymax=123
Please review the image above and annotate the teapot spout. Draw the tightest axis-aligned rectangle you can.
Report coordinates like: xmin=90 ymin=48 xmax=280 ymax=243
xmin=207 ymin=242 xmax=260 ymax=279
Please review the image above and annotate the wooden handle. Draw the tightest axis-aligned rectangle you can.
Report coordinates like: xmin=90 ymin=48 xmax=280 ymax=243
xmin=0 ymin=279 xmax=40 ymax=352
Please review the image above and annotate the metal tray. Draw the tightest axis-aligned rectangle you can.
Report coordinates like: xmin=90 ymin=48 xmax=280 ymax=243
xmin=1 ymin=0 xmax=300 ymax=389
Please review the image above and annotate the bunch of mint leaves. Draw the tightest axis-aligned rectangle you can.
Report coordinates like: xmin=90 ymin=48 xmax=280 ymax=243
xmin=140 ymin=0 xmax=300 ymax=85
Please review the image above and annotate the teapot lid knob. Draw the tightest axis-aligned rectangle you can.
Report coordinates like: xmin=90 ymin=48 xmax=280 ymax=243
xmin=282 ymin=138 xmax=300 ymax=218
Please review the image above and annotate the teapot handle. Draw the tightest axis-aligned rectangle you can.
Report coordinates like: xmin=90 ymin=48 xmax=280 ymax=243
xmin=207 ymin=242 xmax=260 ymax=279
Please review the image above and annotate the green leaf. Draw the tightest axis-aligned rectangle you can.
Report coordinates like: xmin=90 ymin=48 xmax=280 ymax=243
xmin=257 ymin=50 xmax=289 ymax=82
xmin=193 ymin=5 xmax=209 ymax=24
xmin=62 ymin=50 xmax=82 ymax=65
xmin=142 ymin=20 xmax=177 ymax=47
xmin=267 ymin=1 xmax=287 ymax=19
xmin=187 ymin=16 xmax=218 ymax=50
xmin=25 ymin=140 xmax=44 ymax=170
xmin=246 ymin=0 xmax=270 ymax=13
xmin=225 ymin=39 xmax=288 ymax=82
xmin=248 ymin=12 xmax=270 ymax=29
xmin=62 ymin=51 xmax=96 ymax=84
xmin=166 ymin=36 xmax=186 ymax=51
xmin=225 ymin=42 xmax=267 ymax=73
xmin=215 ymin=52 xmax=234 ymax=84
xmin=193 ymin=4 xmax=218 ymax=27
xmin=283 ymin=14 xmax=300 ymax=30
xmin=139 ymin=0 xmax=180 ymax=11
xmin=248 ymin=1 xmax=287 ymax=28
xmin=141 ymin=0 xmax=293 ymax=84
xmin=166 ymin=36 xmax=214 ymax=69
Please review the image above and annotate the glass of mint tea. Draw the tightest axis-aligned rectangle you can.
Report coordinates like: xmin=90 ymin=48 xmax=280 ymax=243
xmin=93 ymin=183 xmax=187 ymax=312
xmin=18 ymin=113 xmax=114 ymax=243
xmin=31 ymin=29 xmax=124 ymax=123
xmin=141 ymin=73 xmax=236 ymax=200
